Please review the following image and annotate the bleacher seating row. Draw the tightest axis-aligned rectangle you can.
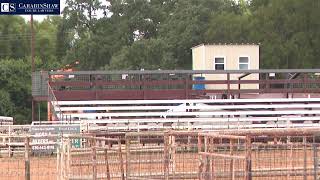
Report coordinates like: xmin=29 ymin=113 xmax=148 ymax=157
xmin=50 ymin=98 xmax=320 ymax=131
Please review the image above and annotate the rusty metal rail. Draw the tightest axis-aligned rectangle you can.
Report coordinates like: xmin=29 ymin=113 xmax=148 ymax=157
xmin=31 ymin=69 xmax=320 ymax=101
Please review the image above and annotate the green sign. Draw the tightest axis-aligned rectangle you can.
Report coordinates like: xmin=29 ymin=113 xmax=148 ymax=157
xmin=30 ymin=124 xmax=81 ymax=153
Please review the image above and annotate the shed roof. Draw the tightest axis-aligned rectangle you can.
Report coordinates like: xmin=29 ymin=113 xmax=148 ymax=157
xmin=191 ymin=43 xmax=260 ymax=49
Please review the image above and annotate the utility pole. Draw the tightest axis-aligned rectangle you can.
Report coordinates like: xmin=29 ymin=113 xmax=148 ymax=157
xmin=31 ymin=14 xmax=35 ymax=122
xmin=31 ymin=15 xmax=35 ymax=72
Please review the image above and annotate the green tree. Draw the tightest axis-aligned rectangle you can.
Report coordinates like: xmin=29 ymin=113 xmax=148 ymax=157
xmin=248 ymin=0 xmax=320 ymax=68
xmin=63 ymin=0 xmax=104 ymax=36
xmin=107 ymin=38 xmax=177 ymax=70
xmin=205 ymin=0 xmax=320 ymax=69
xmin=158 ymin=0 xmax=228 ymax=69
xmin=0 ymin=90 xmax=14 ymax=117
xmin=0 ymin=16 xmax=29 ymax=59
xmin=0 ymin=59 xmax=31 ymax=124
xmin=109 ymin=0 xmax=165 ymax=40
xmin=36 ymin=16 xmax=63 ymax=70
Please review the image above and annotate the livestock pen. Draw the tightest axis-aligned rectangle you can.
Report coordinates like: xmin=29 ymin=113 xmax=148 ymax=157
xmin=2 ymin=128 xmax=320 ymax=179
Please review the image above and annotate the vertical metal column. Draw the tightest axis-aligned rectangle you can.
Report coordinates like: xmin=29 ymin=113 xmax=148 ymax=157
xmin=119 ymin=139 xmax=125 ymax=180
xmin=245 ymin=136 xmax=252 ymax=180
xmin=185 ymin=74 xmax=189 ymax=99
xmin=204 ymin=136 xmax=210 ymax=180
xmin=56 ymin=144 xmax=61 ymax=180
xmin=169 ymin=135 xmax=176 ymax=176
xmin=227 ymin=73 xmax=231 ymax=98
xmin=31 ymin=14 xmax=35 ymax=122
xmin=104 ymin=147 xmax=111 ymax=180
xmin=198 ymin=135 xmax=203 ymax=180
xmin=230 ymin=139 xmax=235 ymax=180
xmin=304 ymin=136 xmax=307 ymax=180
xmin=126 ymin=137 xmax=131 ymax=179
xmin=92 ymin=139 xmax=97 ymax=180
xmin=66 ymin=137 xmax=71 ymax=179
xmin=313 ymin=144 xmax=318 ymax=180
xmin=25 ymin=137 xmax=30 ymax=180
xmin=164 ymin=134 xmax=170 ymax=180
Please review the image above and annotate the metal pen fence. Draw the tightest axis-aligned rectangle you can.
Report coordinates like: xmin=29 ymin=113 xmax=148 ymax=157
xmin=2 ymin=129 xmax=320 ymax=179
xmin=57 ymin=135 xmax=125 ymax=180
xmin=57 ymin=130 xmax=320 ymax=180
xmin=0 ymin=135 xmax=58 ymax=180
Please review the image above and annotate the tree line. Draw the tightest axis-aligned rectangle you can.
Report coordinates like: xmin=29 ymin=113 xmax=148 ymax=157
xmin=0 ymin=0 xmax=319 ymax=123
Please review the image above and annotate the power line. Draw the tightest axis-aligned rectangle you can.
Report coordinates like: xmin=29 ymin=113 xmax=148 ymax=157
xmin=0 ymin=30 xmax=74 ymax=36
xmin=0 ymin=50 xmax=73 ymax=56
xmin=0 ymin=31 xmax=74 ymax=38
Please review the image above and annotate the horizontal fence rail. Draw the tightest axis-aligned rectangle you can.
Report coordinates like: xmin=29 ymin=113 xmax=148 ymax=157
xmin=32 ymin=69 xmax=320 ymax=100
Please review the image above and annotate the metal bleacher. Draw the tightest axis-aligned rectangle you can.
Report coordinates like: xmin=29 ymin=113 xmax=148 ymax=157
xmin=52 ymin=98 xmax=320 ymax=132
xmin=34 ymin=69 xmax=320 ymax=132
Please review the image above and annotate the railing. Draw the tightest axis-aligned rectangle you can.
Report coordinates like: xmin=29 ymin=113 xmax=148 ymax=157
xmin=48 ymin=82 xmax=64 ymax=121
xmin=46 ymin=69 xmax=320 ymax=100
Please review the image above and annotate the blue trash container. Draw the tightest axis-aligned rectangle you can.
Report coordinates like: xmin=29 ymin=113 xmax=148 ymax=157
xmin=193 ymin=76 xmax=205 ymax=90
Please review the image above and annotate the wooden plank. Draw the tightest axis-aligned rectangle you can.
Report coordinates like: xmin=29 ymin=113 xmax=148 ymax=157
xmin=199 ymin=152 xmax=246 ymax=160
xmin=199 ymin=134 xmax=246 ymax=140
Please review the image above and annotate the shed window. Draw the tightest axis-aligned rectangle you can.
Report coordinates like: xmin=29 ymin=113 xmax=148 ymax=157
xmin=214 ymin=57 xmax=225 ymax=70
xmin=239 ymin=57 xmax=249 ymax=70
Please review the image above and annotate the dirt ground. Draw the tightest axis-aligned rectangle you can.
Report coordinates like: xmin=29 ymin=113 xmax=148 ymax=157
xmin=0 ymin=148 xmax=318 ymax=180
xmin=66 ymin=148 xmax=318 ymax=180
xmin=0 ymin=156 xmax=57 ymax=180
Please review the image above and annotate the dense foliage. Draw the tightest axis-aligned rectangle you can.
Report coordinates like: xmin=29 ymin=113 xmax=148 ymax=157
xmin=0 ymin=0 xmax=319 ymax=123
